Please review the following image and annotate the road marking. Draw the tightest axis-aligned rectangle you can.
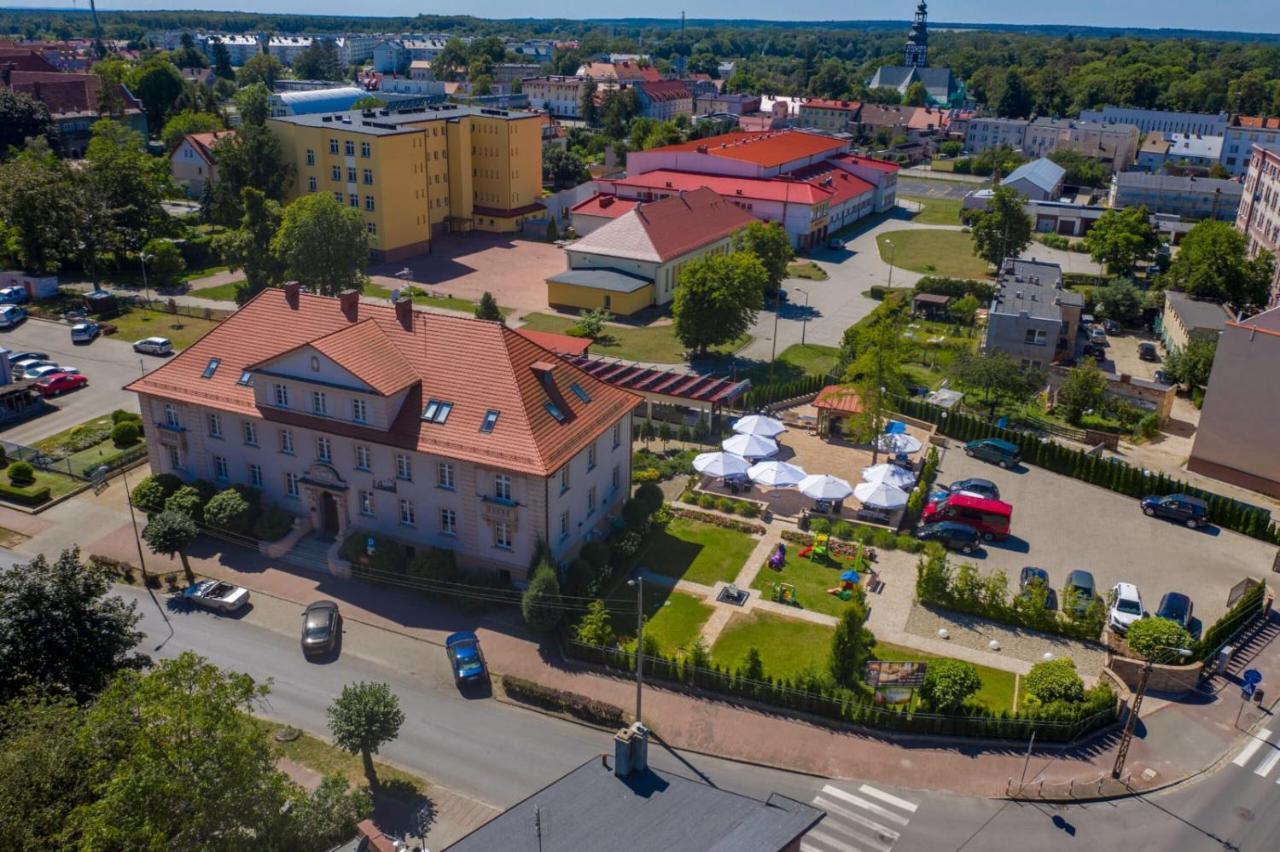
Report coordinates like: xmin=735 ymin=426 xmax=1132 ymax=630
xmin=858 ymin=783 xmax=919 ymax=814
xmin=820 ymin=785 xmax=911 ymax=825
xmin=1254 ymin=746 xmax=1280 ymax=778
xmin=814 ymin=797 xmax=900 ymax=848
xmin=802 ymin=828 xmax=863 ymax=852
xmin=1233 ymin=729 xmax=1271 ymax=766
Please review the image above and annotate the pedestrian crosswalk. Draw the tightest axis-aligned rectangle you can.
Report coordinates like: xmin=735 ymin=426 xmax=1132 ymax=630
xmin=1231 ymin=728 xmax=1280 ymax=781
xmin=803 ymin=782 xmax=919 ymax=852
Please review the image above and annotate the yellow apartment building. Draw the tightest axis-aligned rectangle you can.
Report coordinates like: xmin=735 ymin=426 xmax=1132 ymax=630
xmin=269 ymin=104 xmax=545 ymax=262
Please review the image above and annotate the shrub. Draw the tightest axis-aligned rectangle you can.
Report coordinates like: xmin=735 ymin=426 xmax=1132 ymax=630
xmin=738 ymin=501 xmax=760 ymax=518
xmin=501 ymin=675 xmax=626 ymax=728
xmin=130 ymin=473 xmax=182 ymax=514
xmin=611 ymin=528 xmax=645 ymax=560
xmin=633 ymin=468 xmax=661 ymax=483
xmin=872 ymin=528 xmax=897 ymax=549
xmin=522 ymin=563 xmax=563 ymax=633
xmin=203 ymin=487 xmax=253 ymax=533
xmin=732 ymin=500 xmax=751 ymax=516
xmin=715 ymin=496 xmax=736 ymax=513
xmin=896 ymin=535 xmax=923 ymax=553
xmin=808 ymin=517 xmax=831 ymax=534
xmin=110 ymin=421 xmax=141 ymax=448
xmin=0 ymin=481 xmax=50 ymax=505
xmin=1024 ymin=658 xmax=1085 ymax=704
xmin=1134 ymin=413 xmax=1160 ymax=440
xmin=253 ymin=506 xmax=294 ymax=542
xmin=581 ymin=540 xmax=611 ymax=571
xmin=164 ymin=484 xmax=207 ymax=523
xmin=831 ymin=521 xmax=855 ymax=540
xmin=111 ymin=408 xmax=142 ymax=425
xmin=635 ymin=482 xmax=664 ymax=515
xmin=1125 ymin=617 xmax=1194 ymax=661
xmin=6 ymin=461 xmax=34 ymax=486
xmin=406 ymin=548 xmax=459 ymax=590
xmin=575 ymin=600 xmax=616 ymax=646
xmin=919 ymin=659 xmax=982 ymax=712
xmin=696 ymin=492 xmax=716 ymax=509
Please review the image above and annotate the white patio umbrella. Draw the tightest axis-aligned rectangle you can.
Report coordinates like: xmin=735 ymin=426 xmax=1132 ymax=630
xmin=853 ymin=480 xmax=910 ymax=509
xmin=875 ymin=433 xmax=924 ymax=454
xmin=733 ymin=414 xmax=786 ymax=438
xmin=747 ymin=460 xmax=807 ymax=488
xmin=722 ymin=433 xmax=779 ymax=459
xmin=693 ymin=451 xmax=751 ymax=477
xmin=862 ymin=463 xmax=917 ymax=489
xmin=797 ymin=473 xmax=854 ymax=501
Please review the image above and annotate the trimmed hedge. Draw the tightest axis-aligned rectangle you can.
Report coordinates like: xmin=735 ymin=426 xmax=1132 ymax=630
xmin=501 ymin=675 xmax=627 ymax=728
xmin=1197 ymin=580 xmax=1267 ymax=661
xmin=891 ymin=395 xmax=1279 ymax=544
xmin=0 ymin=481 xmax=51 ymax=505
xmin=740 ymin=373 xmax=828 ymax=412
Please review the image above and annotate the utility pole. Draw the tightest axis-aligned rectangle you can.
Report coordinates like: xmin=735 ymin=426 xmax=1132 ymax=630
xmin=1112 ymin=646 xmax=1191 ymax=780
xmin=795 ymin=288 xmax=810 ymax=347
xmin=767 ymin=287 xmax=784 ymax=384
xmin=629 ymin=574 xmax=645 ymax=724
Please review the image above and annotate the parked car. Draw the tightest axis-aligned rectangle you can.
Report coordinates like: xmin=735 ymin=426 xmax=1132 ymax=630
xmin=16 ymin=359 xmax=55 ymax=377
xmin=1103 ymin=319 xmax=1121 ymax=334
xmin=1141 ymin=493 xmax=1209 ymax=528
xmin=36 ymin=372 xmax=88 ymax=397
xmin=1155 ymin=592 xmax=1196 ymax=636
xmin=133 ymin=336 xmax=173 ymax=356
xmin=1108 ymin=582 xmax=1146 ymax=634
xmin=1063 ymin=569 xmax=1097 ymax=617
xmin=1138 ymin=342 xmax=1159 ymax=362
xmin=1089 ymin=327 xmax=1107 ymax=345
xmin=301 ymin=600 xmax=341 ymax=656
xmin=70 ymin=321 xmax=101 ymax=343
xmin=445 ymin=631 xmax=487 ymax=684
xmin=963 ymin=438 xmax=1021 ymax=469
xmin=181 ymin=579 xmax=250 ymax=612
xmin=0 ymin=305 xmax=26 ymax=329
xmin=7 ymin=350 xmax=46 ymax=364
xmin=24 ymin=364 xmax=68 ymax=380
xmin=1153 ymin=369 xmax=1174 ymax=386
xmin=915 ymin=521 xmax=981 ymax=554
xmin=1082 ymin=343 xmax=1106 ymax=361
xmin=1018 ymin=567 xmax=1056 ymax=609
xmin=922 ymin=492 xmax=1012 ymax=540
xmin=941 ymin=478 xmax=1001 ymax=501
xmin=0 ymin=286 xmax=28 ymax=304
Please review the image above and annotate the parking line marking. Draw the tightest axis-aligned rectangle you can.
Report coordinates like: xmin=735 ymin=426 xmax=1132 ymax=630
xmin=1233 ymin=729 xmax=1271 ymax=766
xmin=858 ymin=784 xmax=919 ymax=814
xmin=1254 ymin=746 xmax=1280 ymax=778
xmin=820 ymin=786 xmax=910 ymax=826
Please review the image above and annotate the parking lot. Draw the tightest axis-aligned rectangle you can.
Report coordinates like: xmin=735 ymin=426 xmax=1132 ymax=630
xmin=0 ymin=317 xmax=148 ymax=445
xmin=931 ymin=444 xmax=1277 ymax=626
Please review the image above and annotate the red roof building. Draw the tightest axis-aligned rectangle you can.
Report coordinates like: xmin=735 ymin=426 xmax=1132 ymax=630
xmin=1 ymin=68 xmax=146 ymax=156
xmin=577 ymin=61 xmax=663 ymax=83
xmin=635 ymin=80 xmax=692 ymax=121
xmin=127 ymin=285 xmax=640 ymax=579
xmin=170 ymin=130 xmax=234 ymax=198
xmin=625 ymin=129 xmax=849 ymax=179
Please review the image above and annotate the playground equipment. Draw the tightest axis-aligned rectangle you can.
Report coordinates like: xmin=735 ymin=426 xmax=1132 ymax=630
xmin=800 ymin=533 xmax=830 ymax=562
xmin=771 ymin=582 xmax=798 ymax=606
xmin=768 ymin=542 xmax=787 ymax=570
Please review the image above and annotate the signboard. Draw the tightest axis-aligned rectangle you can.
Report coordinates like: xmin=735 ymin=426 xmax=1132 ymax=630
xmin=864 ymin=661 xmax=928 ymax=689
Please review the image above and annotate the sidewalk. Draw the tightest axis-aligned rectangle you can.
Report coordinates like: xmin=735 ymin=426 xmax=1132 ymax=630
xmin=26 ymin=485 xmax=1279 ymax=801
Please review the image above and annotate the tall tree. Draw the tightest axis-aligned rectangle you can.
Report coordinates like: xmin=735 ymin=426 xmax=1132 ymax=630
xmin=672 ymin=252 xmax=768 ymax=357
xmin=293 ymin=39 xmax=343 ymax=81
xmin=216 ymin=187 xmax=283 ymax=303
xmin=1055 ymin=363 xmax=1107 ymax=425
xmin=238 ymin=52 xmax=283 ymax=89
xmin=1082 ymin=206 xmax=1158 ymax=275
xmin=1162 ymin=220 xmax=1274 ymax=313
xmin=902 ymin=81 xmax=929 ymax=106
xmin=829 ymin=585 xmax=874 ymax=687
xmin=474 ymin=290 xmax=502 ymax=322
xmin=326 ymin=681 xmax=405 ymax=789
xmin=160 ymin=110 xmax=224 ymax=151
xmin=995 ymin=68 xmax=1034 ymax=118
xmin=1164 ymin=337 xmax=1217 ymax=390
xmin=521 ymin=561 xmax=564 ymax=633
xmin=0 ymin=142 xmax=83 ymax=272
xmin=210 ymin=40 xmax=234 ymax=80
xmin=731 ymin=220 xmax=794 ymax=294
xmin=211 ymin=87 xmax=291 ymax=224
xmin=948 ymin=351 xmax=1044 ymax=415
xmin=845 ymin=310 xmax=912 ymax=445
xmin=0 ymin=89 xmax=55 ymax=158
xmin=434 ymin=38 xmax=470 ymax=81
xmin=141 ymin=509 xmax=200 ymax=583
xmin=129 ymin=57 xmax=185 ymax=133
xmin=272 ymin=193 xmax=368 ymax=296
xmin=82 ymin=118 xmax=172 ymax=254
xmin=542 ymin=147 xmax=589 ymax=190
xmin=970 ymin=185 xmax=1032 ymax=272
xmin=0 ymin=547 xmax=144 ymax=703
xmin=810 ymin=58 xmax=850 ymax=99
xmin=579 ymin=79 xmax=599 ymax=127
xmin=1094 ymin=277 xmax=1143 ymax=325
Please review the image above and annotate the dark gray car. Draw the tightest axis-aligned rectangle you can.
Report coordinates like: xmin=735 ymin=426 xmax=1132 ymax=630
xmin=301 ymin=600 xmax=341 ymax=656
xmin=1063 ymin=570 xmax=1096 ymax=616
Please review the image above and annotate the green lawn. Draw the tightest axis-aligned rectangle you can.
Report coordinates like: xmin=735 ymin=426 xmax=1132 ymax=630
xmin=250 ymin=717 xmax=426 ymax=796
xmin=641 ymin=518 xmax=758 ymax=586
xmin=34 ymin=412 xmax=145 ymax=477
xmin=787 ymin=261 xmax=829 ymax=281
xmin=520 ymin=313 xmax=751 ymax=364
xmin=188 ymin=280 xmax=245 ymax=302
xmin=872 ymin=641 xmax=1019 ymax=714
xmin=899 ymin=194 xmax=964 ymax=226
xmin=108 ymin=307 xmax=223 ymax=351
xmin=639 ymin=590 xmax=714 ymax=654
xmin=712 ymin=611 xmax=836 ymax=681
xmin=363 ymin=283 xmax=497 ymax=315
xmin=0 ymin=467 xmax=82 ymax=504
xmin=929 ymin=159 xmax=957 ymax=173
xmin=741 ymin=343 xmax=840 ymax=386
xmin=877 ymin=230 xmax=992 ymax=279
xmin=751 ymin=548 xmax=868 ymax=618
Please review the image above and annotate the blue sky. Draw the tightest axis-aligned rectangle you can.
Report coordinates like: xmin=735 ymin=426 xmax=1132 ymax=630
xmin=15 ymin=2 xmax=1279 ymax=34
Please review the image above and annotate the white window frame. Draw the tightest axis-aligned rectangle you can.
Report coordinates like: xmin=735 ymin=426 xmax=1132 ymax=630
xmin=494 ymin=520 xmax=512 ymax=550
xmin=440 ymin=507 xmax=457 ymax=535
xmin=285 ymin=472 xmax=300 ymax=497
xmin=355 ymin=445 xmax=371 ymax=471
xmin=495 ymin=474 xmax=512 ymax=502
xmin=213 ymin=454 xmax=228 ymax=479
xmin=207 ymin=412 xmax=222 ymax=438
xmin=352 ymin=398 xmax=368 ymax=423
xmin=399 ymin=499 xmax=415 ymax=526
xmin=587 ymin=485 xmax=597 ymax=515
xmin=317 ymin=437 xmax=332 ymax=463
xmin=164 ymin=403 xmax=180 ymax=428
xmin=437 ymin=462 xmax=453 ymax=489
xmin=279 ymin=428 xmax=294 ymax=455
xmin=397 ymin=454 xmax=412 ymax=481
xmin=242 ymin=420 xmax=258 ymax=446
xmin=311 ymin=391 xmax=327 ymax=416
xmin=273 ymin=383 xmax=289 ymax=407
xmin=248 ymin=463 xmax=262 ymax=487
xmin=358 ymin=489 xmax=374 ymax=516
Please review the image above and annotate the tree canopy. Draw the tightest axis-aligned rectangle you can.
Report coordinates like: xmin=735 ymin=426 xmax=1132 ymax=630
xmin=326 ymin=681 xmax=405 ymax=788
xmin=1055 ymin=363 xmax=1107 ymax=425
xmin=1162 ymin=220 xmax=1274 ymax=313
xmin=1082 ymin=206 xmax=1159 ymax=275
xmin=272 ymin=193 xmax=369 ymax=296
xmin=969 ymin=186 xmax=1032 ymax=271
xmin=0 ymin=89 xmax=55 ymax=159
xmin=672 ymin=251 xmax=767 ymax=356
xmin=731 ymin=220 xmax=794 ymax=293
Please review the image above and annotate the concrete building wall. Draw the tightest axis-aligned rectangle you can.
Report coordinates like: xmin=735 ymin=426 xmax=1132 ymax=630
xmin=964 ymin=118 xmax=1028 ymax=153
xmin=983 ymin=313 xmax=1061 ymax=370
xmin=1237 ymin=145 xmax=1280 ymax=308
xmin=546 ymin=281 xmax=653 ymax=315
xmin=169 ymin=138 xmax=216 ymax=197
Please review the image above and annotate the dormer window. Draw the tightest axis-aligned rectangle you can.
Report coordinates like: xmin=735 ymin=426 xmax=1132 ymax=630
xmin=311 ymin=391 xmax=327 ymax=416
xmin=352 ymin=398 xmax=368 ymax=423
xmin=569 ymin=382 xmax=591 ymax=403
xmin=273 ymin=383 xmax=290 ymax=407
xmin=201 ymin=358 xmax=220 ymax=379
xmin=421 ymin=399 xmax=452 ymax=424
xmin=480 ymin=409 xmax=500 ymax=432
xmin=544 ymin=401 xmax=566 ymax=423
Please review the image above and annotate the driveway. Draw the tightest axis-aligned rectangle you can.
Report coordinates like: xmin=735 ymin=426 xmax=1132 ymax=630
xmin=898 ymin=176 xmax=980 ymax=199
xmin=932 ymin=444 xmax=1276 ymax=626
xmin=0 ymin=317 xmax=146 ymax=445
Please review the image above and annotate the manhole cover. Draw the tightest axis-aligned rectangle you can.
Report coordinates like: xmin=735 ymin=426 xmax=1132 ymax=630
xmin=1234 ymin=807 xmax=1255 ymax=821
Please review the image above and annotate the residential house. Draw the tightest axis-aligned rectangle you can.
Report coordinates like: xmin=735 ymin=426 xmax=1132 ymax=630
xmin=445 ymin=728 xmax=823 ymax=851
xmin=269 ymin=103 xmax=544 ymax=262
xmin=577 ymin=61 xmax=662 ymax=84
xmin=1109 ymin=173 xmax=1242 ymax=222
xmin=548 ymin=187 xmax=755 ymax=314
xmin=523 ymin=76 xmax=587 ymax=119
xmin=1159 ymin=290 xmax=1231 ymax=353
xmin=0 ymin=69 xmax=147 ymax=157
xmin=982 ymin=258 xmax=1082 ymax=369
xmin=1077 ymin=106 xmax=1228 ymax=137
xmin=694 ymin=92 xmax=761 ymax=117
xmin=1000 ymin=158 xmax=1066 ymax=202
xmin=1188 ymin=305 xmax=1280 ymax=496
xmin=127 ymin=285 xmax=639 ymax=579
xmin=408 ymin=60 xmax=434 ymax=81
xmin=372 ymin=39 xmax=408 ymax=74
xmin=1022 ymin=117 xmax=1139 ymax=172
xmin=0 ymin=47 xmax=60 ymax=73
xmin=180 ymin=66 xmax=217 ymax=89
xmin=1236 ymin=144 xmax=1280 ymax=306
xmin=635 ymin=80 xmax=692 ymax=121
xmin=1162 ymin=133 xmax=1225 ymax=172
xmin=569 ymin=194 xmax=638 ymax=236
xmin=1221 ymin=116 xmax=1280 ymax=176
xmin=856 ymin=104 xmax=915 ymax=143
xmin=964 ymin=117 xmax=1029 ymax=153
xmin=491 ymin=63 xmax=541 ymax=86
xmin=170 ymin=130 xmax=234 ymax=198
xmin=797 ymin=98 xmax=861 ymax=134
xmin=1137 ymin=133 xmax=1172 ymax=172
xmin=963 ymin=189 xmax=1107 ymax=237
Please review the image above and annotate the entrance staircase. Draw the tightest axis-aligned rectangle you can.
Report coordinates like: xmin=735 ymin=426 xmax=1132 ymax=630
xmin=282 ymin=533 xmax=334 ymax=574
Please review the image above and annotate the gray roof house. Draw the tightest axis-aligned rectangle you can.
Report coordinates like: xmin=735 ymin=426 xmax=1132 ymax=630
xmin=1001 ymin=158 xmax=1066 ymax=201
xmin=867 ymin=66 xmax=959 ymax=107
xmin=446 ymin=725 xmax=824 ymax=852
xmin=983 ymin=258 xmax=1083 ymax=369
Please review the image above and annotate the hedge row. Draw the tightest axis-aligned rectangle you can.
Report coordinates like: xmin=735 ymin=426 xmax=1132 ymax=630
xmin=670 ymin=507 xmax=766 ymax=535
xmin=1197 ymin=580 xmax=1268 ymax=662
xmin=0 ymin=481 xmax=51 ymax=505
xmin=501 ymin=675 xmax=627 ymax=729
xmin=913 ymin=275 xmax=996 ymax=303
xmin=740 ymin=373 xmax=829 ymax=412
xmin=891 ymin=396 xmax=1278 ymax=544
xmin=565 ymin=640 xmax=1116 ymax=742
xmin=789 ymin=522 xmax=923 ymax=553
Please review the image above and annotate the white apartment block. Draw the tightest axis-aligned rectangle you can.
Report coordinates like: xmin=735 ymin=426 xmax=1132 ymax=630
xmin=1077 ymin=106 xmax=1228 ymax=137
xmin=524 ymin=76 xmax=587 ymax=118
xmin=1238 ymin=144 xmax=1280 ymax=307
xmin=964 ymin=117 xmax=1028 ymax=153
xmin=1222 ymin=117 xmax=1280 ymax=176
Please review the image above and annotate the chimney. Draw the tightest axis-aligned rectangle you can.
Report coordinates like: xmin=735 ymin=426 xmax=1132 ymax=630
xmin=613 ymin=722 xmax=649 ymax=778
xmin=531 ymin=360 xmax=556 ymax=387
xmin=338 ymin=289 xmax=360 ymax=321
xmin=394 ymin=294 xmax=413 ymax=330
xmin=283 ymin=281 xmax=301 ymax=309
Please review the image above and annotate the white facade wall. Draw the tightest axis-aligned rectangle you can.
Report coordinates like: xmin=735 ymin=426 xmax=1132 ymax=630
xmin=334 ymin=36 xmax=377 ymax=67
xmin=1238 ymin=145 xmax=1280 ymax=307
xmin=1222 ymin=127 xmax=1280 ymax=176
xmin=1078 ymin=107 xmax=1227 ymax=137
xmin=964 ymin=118 xmax=1028 ymax=153
xmin=524 ymin=77 xmax=585 ymax=119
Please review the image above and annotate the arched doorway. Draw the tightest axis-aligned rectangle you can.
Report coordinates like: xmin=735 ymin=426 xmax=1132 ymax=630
xmin=318 ymin=492 xmax=340 ymax=538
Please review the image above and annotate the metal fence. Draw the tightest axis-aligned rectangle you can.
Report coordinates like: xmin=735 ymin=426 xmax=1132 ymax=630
xmin=0 ymin=438 xmax=148 ymax=481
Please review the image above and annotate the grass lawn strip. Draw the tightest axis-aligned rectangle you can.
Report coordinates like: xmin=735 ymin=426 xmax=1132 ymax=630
xmin=639 ymin=590 xmax=715 ymax=654
xmin=876 ymin=229 xmax=992 ymax=279
xmin=108 ymin=307 xmax=222 ymax=351
xmin=787 ymin=261 xmax=829 ymax=280
xmin=642 ymin=518 xmax=758 ymax=587
xmin=362 ymin=283 xmax=497 ymax=315
xmin=751 ymin=549 xmax=860 ymax=618
xmin=741 ymin=343 xmax=840 ymax=386
xmin=251 ymin=717 xmax=426 ymax=795
xmin=187 ymin=280 xmax=245 ymax=302
xmin=520 ymin=313 xmax=751 ymax=364
xmin=899 ymin=194 xmax=964 ymax=226
xmin=872 ymin=640 xmax=1019 ymax=713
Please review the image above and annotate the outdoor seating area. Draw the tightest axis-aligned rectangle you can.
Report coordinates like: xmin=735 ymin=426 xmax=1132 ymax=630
xmin=691 ymin=407 xmax=936 ymax=525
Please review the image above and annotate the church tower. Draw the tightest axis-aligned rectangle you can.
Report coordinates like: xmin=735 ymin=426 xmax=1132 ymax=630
xmin=904 ymin=1 xmax=929 ymax=68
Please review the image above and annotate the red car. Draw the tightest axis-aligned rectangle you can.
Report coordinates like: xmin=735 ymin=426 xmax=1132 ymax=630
xmin=36 ymin=372 xmax=88 ymax=397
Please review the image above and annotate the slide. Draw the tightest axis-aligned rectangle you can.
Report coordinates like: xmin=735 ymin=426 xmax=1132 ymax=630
xmin=798 ymin=546 xmax=814 ymax=559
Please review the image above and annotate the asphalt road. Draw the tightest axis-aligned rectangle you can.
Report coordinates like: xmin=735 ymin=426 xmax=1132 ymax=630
xmin=104 ymin=581 xmax=1280 ymax=851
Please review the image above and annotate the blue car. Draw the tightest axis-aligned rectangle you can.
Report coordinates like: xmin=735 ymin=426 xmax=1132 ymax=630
xmin=445 ymin=631 xmax=487 ymax=684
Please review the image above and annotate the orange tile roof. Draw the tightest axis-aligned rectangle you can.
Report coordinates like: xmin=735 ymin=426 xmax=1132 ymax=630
xmin=1232 ymin=115 xmax=1280 ymax=130
xmin=284 ymin=318 xmax=418 ymax=396
xmin=814 ymin=385 xmax=864 ymax=415
xmin=801 ymin=98 xmax=862 ymax=113
xmin=644 ymin=130 xmax=845 ymax=167
xmin=604 ymin=170 xmax=832 ymax=204
xmin=789 ymin=162 xmax=876 ymax=206
xmin=183 ymin=130 xmax=234 ymax=164
xmin=571 ymin=193 xmax=638 ymax=220
xmin=126 ymin=288 xmax=639 ymax=476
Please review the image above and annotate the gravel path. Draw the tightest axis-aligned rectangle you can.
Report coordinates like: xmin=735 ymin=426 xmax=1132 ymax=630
xmin=904 ymin=603 xmax=1107 ymax=679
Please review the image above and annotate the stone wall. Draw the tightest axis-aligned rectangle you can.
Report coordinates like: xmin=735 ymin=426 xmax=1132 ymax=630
xmin=1106 ymin=652 xmax=1203 ymax=697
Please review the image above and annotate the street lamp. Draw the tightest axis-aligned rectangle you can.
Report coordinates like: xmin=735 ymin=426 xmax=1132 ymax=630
xmin=767 ymin=285 xmax=785 ymax=384
xmin=139 ymin=251 xmax=154 ymax=305
xmin=626 ymin=574 xmax=668 ymax=725
xmin=793 ymin=287 xmax=810 ymax=347
xmin=885 ymin=239 xmax=897 ymax=290
xmin=1111 ymin=644 xmax=1193 ymax=781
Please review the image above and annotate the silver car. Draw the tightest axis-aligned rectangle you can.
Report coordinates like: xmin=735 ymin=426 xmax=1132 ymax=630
xmin=133 ymin=337 xmax=174 ymax=356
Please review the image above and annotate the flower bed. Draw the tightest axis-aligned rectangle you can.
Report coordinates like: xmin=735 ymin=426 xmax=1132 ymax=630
xmin=670 ymin=507 xmax=766 ymax=535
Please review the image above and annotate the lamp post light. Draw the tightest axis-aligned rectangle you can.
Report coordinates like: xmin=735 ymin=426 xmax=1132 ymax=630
xmin=794 ymin=287 xmax=810 ymax=347
xmin=1111 ymin=645 xmax=1193 ymax=781
xmin=140 ymin=251 xmax=154 ymax=305
xmin=885 ymin=239 xmax=897 ymax=290
xmin=768 ymin=285 xmax=785 ymax=384
xmin=626 ymin=573 xmax=668 ymax=725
